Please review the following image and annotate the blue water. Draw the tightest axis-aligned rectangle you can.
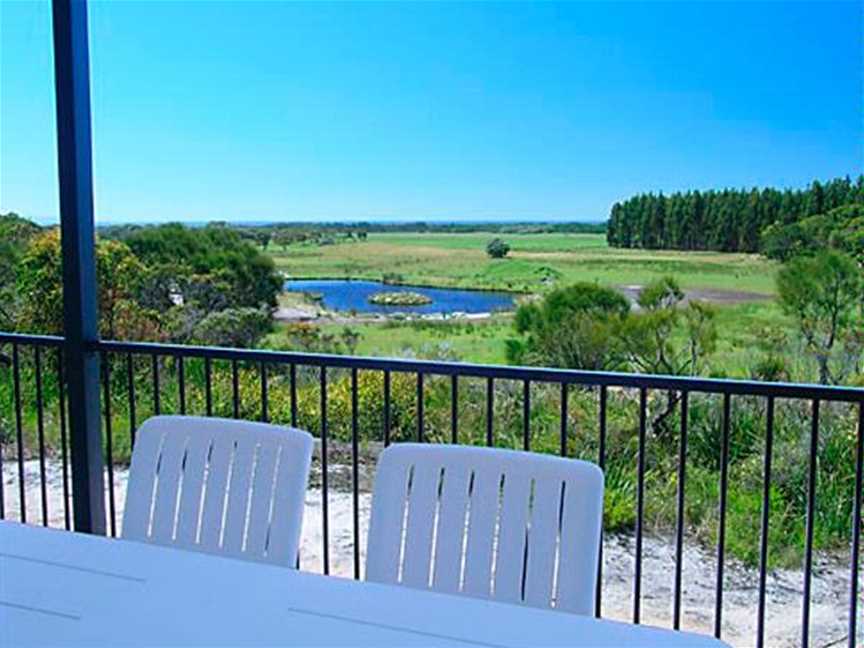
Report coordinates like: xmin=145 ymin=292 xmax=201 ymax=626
xmin=285 ymin=279 xmax=515 ymax=315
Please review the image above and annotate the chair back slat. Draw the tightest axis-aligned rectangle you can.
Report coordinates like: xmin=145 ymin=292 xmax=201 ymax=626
xmin=173 ymin=432 xmax=211 ymax=545
xmin=461 ymin=465 xmax=502 ymax=598
xmin=430 ymin=467 xmax=472 ymax=594
xmin=149 ymin=431 xmax=187 ymax=542
xmin=123 ymin=416 xmax=313 ymax=567
xmin=400 ymin=462 xmax=440 ymax=589
xmin=222 ymin=438 xmax=257 ymax=555
xmin=493 ymin=471 xmax=532 ymax=604
xmin=366 ymin=444 xmax=603 ymax=615
xmin=120 ymin=426 xmax=164 ymax=540
xmin=244 ymin=440 xmax=280 ymax=556
xmin=363 ymin=459 xmax=411 ymax=584
xmin=266 ymin=441 xmax=310 ymax=561
xmin=556 ymin=469 xmax=605 ymax=614
xmin=522 ymin=477 xmax=561 ymax=607
xmin=198 ymin=433 xmax=234 ymax=551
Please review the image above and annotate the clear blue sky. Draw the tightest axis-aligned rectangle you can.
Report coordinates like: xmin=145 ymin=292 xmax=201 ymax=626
xmin=1 ymin=1 xmax=861 ymax=225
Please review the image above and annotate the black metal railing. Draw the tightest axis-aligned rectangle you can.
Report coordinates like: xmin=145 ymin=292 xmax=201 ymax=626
xmin=1 ymin=332 xmax=862 ymax=647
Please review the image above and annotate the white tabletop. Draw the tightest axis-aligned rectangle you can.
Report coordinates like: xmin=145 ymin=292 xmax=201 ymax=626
xmin=0 ymin=521 xmax=726 ymax=647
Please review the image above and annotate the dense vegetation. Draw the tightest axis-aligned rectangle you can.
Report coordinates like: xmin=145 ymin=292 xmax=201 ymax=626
xmin=2 ymin=218 xmax=282 ymax=347
xmin=761 ymin=204 xmax=864 ymax=263
xmin=508 ymin=279 xmax=717 ymax=382
xmin=0 ymin=213 xmax=41 ymax=330
xmin=606 ymin=176 xmax=863 ymax=253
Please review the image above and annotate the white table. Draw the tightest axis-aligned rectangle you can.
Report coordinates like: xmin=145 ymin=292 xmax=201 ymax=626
xmin=1 ymin=521 xmax=726 ymax=647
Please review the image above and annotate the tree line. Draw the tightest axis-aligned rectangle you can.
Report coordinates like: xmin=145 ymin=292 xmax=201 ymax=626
xmin=100 ymin=220 xmax=607 ymax=254
xmin=606 ymin=176 xmax=864 ymax=252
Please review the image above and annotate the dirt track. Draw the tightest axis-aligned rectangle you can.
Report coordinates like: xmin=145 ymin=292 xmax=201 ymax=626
xmin=617 ymin=284 xmax=772 ymax=306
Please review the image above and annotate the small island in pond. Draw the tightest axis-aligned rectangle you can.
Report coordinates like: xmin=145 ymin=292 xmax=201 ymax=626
xmin=368 ymin=291 xmax=432 ymax=306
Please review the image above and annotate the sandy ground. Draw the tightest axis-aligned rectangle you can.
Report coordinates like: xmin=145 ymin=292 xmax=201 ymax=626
xmin=274 ymin=302 xmax=499 ymax=324
xmin=2 ymin=451 xmax=854 ymax=648
xmin=618 ymin=285 xmax=771 ymax=307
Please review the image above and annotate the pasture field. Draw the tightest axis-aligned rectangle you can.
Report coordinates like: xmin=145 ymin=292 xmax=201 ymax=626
xmin=266 ymin=231 xmax=792 ymax=380
xmin=269 ymin=232 xmax=778 ymax=295
xmin=316 ymin=318 xmax=514 ymax=366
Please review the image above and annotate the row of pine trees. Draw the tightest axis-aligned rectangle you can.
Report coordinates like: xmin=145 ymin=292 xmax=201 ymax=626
xmin=606 ymin=176 xmax=864 ymax=252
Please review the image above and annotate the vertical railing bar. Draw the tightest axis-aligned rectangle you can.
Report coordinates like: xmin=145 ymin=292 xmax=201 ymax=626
xmin=151 ymin=353 xmax=160 ymax=415
xmin=848 ymin=403 xmax=863 ymax=648
xmin=12 ymin=344 xmax=26 ymax=524
xmin=231 ymin=359 xmax=240 ymax=418
xmin=486 ymin=377 xmax=494 ymax=447
xmin=595 ymin=384 xmax=607 ymax=618
xmin=801 ymin=399 xmax=819 ymax=648
xmin=177 ymin=355 xmax=186 ymax=415
xmin=634 ymin=386 xmax=647 ymax=624
xmin=204 ymin=357 xmax=213 ymax=417
xmin=34 ymin=346 xmax=49 ymax=526
xmin=714 ymin=393 xmax=731 ymax=639
xmin=522 ymin=380 xmax=530 ymax=451
xmin=673 ymin=390 xmax=688 ymax=630
xmin=320 ymin=366 xmax=330 ymax=575
xmin=260 ymin=362 xmax=269 ymax=423
xmin=417 ymin=372 xmax=424 ymax=443
xmin=290 ymin=363 xmax=297 ymax=427
xmin=58 ymin=350 xmax=70 ymax=530
xmin=451 ymin=375 xmax=458 ymax=444
xmin=351 ymin=367 xmax=360 ymax=580
xmin=559 ymin=382 xmax=568 ymax=458
xmin=101 ymin=352 xmax=116 ymax=537
xmin=383 ymin=370 xmax=391 ymax=447
xmin=126 ymin=353 xmax=136 ymax=448
xmin=756 ymin=395 xmax=775 ymax=648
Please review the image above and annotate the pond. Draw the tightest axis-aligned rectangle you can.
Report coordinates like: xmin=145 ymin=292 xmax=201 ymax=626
xmin=284 ymin=279 xmax=516 ymax=315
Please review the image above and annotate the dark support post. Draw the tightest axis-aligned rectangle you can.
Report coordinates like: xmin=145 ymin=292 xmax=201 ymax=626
xmin=52 ymin=0 xmax=106 ymax=535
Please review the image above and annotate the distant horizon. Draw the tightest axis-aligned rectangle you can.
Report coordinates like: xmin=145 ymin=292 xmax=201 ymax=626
xmin=46 ymin=216 xmax=610 ymax=228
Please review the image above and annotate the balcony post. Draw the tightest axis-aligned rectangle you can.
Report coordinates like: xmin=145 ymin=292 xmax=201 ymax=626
xmin=51 ymin=0 xmax=106 ymax=535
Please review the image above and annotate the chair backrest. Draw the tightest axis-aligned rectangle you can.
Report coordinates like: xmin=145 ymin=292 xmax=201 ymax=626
xmin=366 ymin=443 xmax=603 ymax=615
xmin=122 ymin=415 xmax=313 ymax=567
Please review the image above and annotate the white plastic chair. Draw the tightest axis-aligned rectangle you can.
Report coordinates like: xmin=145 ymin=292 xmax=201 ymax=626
xmin=366 ymin=443 xmax=604 ymax=615
xmin=122 ymin=415 xmax=313 ymax=567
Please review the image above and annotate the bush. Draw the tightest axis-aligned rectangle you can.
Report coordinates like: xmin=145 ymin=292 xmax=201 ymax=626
xmin=486 ymin=238 xmax=510 ymax=259
xmin=192 ymin=307 xmax=272 ymax=348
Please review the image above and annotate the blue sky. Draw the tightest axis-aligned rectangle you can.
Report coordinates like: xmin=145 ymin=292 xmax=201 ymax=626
xmin=1 ymin=1 xmax=861 ymax=225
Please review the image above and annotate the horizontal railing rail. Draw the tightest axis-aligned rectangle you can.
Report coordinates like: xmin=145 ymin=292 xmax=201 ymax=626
xmin=0 ymin=332 xmax=861 ymax=402
xmin=92 ymin=338 xmax=864 ymax=402
xmin=0 ymin=332 xmax=862 ymax=648
xmin=0 ymin=332 xmax=66 ymax=347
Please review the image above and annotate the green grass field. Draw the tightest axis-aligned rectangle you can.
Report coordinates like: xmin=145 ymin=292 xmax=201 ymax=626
xmin=315 ymin=318 xmax=514 ymax=365
xmin=264 ymin=231 xmax=790 ymax=378
xmin=269 ymin=232 xmax=778 ymax=295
